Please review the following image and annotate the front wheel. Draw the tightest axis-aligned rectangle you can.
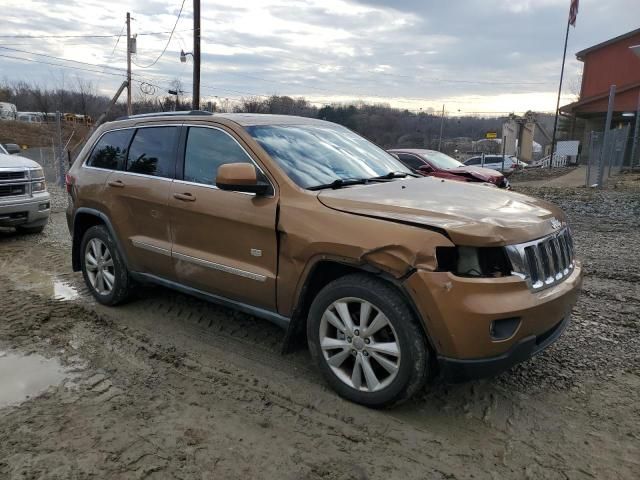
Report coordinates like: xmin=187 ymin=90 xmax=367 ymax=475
xmin=307 ymin=273 xmax=430 ymax=408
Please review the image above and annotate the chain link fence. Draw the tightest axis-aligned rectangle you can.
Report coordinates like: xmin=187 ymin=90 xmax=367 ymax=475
xmin=585 ymin=126 xmax=631 ymax=187
xmin=18 ymin=147 xmax=59 ymax=184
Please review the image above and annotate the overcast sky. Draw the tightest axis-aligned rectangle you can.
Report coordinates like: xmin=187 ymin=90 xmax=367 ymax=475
xmin=1 ymin=0 xmax=638 ymax=115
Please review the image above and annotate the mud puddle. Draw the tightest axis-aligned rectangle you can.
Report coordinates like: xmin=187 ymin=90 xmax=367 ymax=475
xmin=0 ymin=351 xmax=71 ymax=409
xmin=2 ymin=261 xmax=80 ymax=301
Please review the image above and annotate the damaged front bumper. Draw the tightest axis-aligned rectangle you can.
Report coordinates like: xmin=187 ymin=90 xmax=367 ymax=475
xmin=403 ymin=262 xmax=582 ymax=379
xmin=438 ymin=314 xmax=570 ymax=382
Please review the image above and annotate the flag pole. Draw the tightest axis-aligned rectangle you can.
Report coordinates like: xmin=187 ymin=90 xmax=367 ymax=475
xmin=550 ymin=17 xmax=571 ymax=167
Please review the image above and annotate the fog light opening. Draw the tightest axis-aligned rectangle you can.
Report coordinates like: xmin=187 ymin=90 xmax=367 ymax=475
xmin=490 ymin=317 xmax=521 ymax=341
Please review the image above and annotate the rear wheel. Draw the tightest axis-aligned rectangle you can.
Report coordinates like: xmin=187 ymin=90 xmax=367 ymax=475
xmin=307 ymin=273 xmax=429 ymax=408
xmin=80 ymin=225 xmax=131 ymax=305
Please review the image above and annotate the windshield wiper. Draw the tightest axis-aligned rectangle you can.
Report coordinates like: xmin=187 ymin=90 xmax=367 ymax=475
xmin=368 ymin=171 xmax=417 ymax=180
xmin=308 ymin=172 xmax=416 ymax=191
xmin=308 ymin=178 xmax=370 ymax=191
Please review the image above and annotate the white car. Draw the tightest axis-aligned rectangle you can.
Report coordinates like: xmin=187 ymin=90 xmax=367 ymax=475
xmin=0 ymin=102 xmax=17 ymax=121
xmin=0 ymin=144 xmax=50 ymax=233
xmin=463 ymin=155 xmax=525 ymax=174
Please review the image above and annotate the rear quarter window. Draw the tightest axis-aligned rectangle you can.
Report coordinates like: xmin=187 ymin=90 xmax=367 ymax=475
xmin=86 ymin=129 xmax=133 ymax=170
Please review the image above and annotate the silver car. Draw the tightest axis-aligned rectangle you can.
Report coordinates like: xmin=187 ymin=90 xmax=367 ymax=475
xmin=463 ymin=155 xmax=525 ymax=175
xmin=0 ymin=144 xmax=50 ymax=233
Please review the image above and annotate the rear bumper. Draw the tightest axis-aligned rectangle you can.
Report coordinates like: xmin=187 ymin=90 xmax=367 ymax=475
xmin=0 ymin=193 xmax=50 ymax=227
xmin=438 ymin=314 xmax=570 ymax=382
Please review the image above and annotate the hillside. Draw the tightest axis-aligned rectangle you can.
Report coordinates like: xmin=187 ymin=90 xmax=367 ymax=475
xmin=0 ymin=120 xmax=89 ymax=153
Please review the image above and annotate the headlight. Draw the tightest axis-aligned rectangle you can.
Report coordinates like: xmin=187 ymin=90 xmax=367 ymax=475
xmin=30 ymin=167 xmax=45 ymax=180
xmin=29 ymin=168 xmax=46 ymax=192
xmin=32 ymin=180 xmax=47 ymax=192
xmin=436 ymin=246 xmax=512 ymax=277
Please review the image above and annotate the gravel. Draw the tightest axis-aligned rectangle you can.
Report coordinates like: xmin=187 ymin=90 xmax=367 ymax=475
xmin=0 ymin=172 xmax=637 ymax=479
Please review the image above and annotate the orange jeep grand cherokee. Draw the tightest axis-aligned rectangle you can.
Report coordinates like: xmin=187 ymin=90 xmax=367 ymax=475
xmin=66 ymin=112 xmax=582 ymax=407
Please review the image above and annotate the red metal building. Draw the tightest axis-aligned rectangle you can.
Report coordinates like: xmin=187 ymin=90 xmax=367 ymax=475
xmin=561 ymin=27 xmax=640 ymax=159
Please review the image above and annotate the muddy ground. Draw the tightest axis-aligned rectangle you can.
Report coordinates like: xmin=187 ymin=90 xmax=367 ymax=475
xmin=0 ymin=176 xmax=639 ymax=479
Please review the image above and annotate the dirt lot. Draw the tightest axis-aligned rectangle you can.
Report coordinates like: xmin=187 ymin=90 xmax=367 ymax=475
xmin=0 ymin=175 xmax=639 ymax=479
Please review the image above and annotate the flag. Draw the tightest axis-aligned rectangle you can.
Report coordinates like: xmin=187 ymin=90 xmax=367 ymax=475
xmin=569 ymin=0 xmax=579 ymax=27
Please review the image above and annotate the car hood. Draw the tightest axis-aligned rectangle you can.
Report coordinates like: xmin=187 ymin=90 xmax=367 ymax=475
xmin=446 ymin=165 xmax=503 ymax=182
xmin=317 ymin=176 xmax=566 ymax=246
xmin=0 ymin=153 xmax=41 ymax=169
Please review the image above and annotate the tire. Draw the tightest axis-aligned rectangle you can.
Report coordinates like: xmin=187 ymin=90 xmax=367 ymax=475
xmin=80 ymin=225 xmax=132 ymax=306
xmin=16 ymin=224 xmax=45 ymax=234
xmin=307 ymin=273 xmax=429 ymax=408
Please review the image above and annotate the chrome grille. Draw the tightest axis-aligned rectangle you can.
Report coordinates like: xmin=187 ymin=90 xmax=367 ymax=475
xmin=0 ymin=168 xmax=30 ymax=198
xmin=505 ymin=228 xmax=575 ymax=291
xmin=0 ymin=171 xmax=26 ymax=181
xmin=0 ymin=184 xmax=27 ymax=197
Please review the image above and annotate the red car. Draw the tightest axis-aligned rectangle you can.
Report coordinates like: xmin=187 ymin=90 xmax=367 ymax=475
xmin=388 ymin=148 xmax=510 ymax=189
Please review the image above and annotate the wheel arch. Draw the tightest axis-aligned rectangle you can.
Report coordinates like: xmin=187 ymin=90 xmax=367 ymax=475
xmin=282 ymin=258 xmax=436 ymax=356
xmin=72 ymin=208 xmax=128 ymax=272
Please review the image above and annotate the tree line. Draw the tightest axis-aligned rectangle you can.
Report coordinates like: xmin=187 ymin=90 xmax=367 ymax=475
xmin=0 ymin=79 xmax=555 ymax=153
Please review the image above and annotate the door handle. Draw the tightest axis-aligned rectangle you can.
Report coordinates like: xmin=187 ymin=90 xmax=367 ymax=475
xmin=173 ymin=192 xmax=196 ymax=202
xmin=107 ymin=180 xmax=125 ymax=188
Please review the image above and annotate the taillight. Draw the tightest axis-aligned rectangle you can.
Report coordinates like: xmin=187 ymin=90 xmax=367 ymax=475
xmin=65 ymin=174 xmax=75 ymax=194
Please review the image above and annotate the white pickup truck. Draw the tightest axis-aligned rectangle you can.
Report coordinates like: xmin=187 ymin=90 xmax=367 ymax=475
xmin=0 ymin=144 xmax=50 ymax=233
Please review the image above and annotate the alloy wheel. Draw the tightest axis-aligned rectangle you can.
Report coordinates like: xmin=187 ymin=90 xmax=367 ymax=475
xmin=319 ymin=297 xmax=401 ymax=392
xmin=85 ymin=238 xmax=115 ymax=295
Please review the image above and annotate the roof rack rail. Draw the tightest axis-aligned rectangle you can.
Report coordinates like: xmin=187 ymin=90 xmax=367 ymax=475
xmin=115 ymin=110 xmax=214 ymax=121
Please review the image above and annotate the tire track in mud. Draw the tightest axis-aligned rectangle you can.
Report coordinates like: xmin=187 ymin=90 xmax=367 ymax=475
xmin=0 ymin=282 xmax=485 ymax=479
xmin=0 ymin=236 xmax=309 ymax=372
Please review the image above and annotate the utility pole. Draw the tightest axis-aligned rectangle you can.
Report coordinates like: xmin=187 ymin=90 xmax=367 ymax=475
xmin=597 ymin=85 xmax=616 ymax=188
xmin=55 ymin=111 xmax=65 ymax=187
xmin=193 ymin=0 xmax=201 ymax=110
xmin=438 ymin=104 xmax=445 ymax=151
xmin=550 ymin=17 xmax=571 ymax=167
xmin=126 ymin=12 xmax=132 ymax=116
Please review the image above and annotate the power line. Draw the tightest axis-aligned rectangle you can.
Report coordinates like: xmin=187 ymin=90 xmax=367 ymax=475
xmin=0 ymin=54 xmax=549 ymax=114
xmin=0 ymin=29 xmax=193 ymax=39
xmin=0 ymin=46 xmax=557 ymax=114
xmin=132 ymin=0 xmax=187 ymax=69
xmin=94 ymin=22 xmax=127 ymax=94
xmin=0 ymin=46 xmax=128 ymax=74
xmin=109 ymin=24 xmax=127 ymax=57
xmin=0 ymin=53 xmax=127 ymax=78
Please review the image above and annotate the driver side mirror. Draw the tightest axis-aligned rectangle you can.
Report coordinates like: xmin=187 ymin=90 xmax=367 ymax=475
xmin=216 ymin=163 xmax=271 ymax=195
xmin=418 ymin=164 xmax=433 ymax=173
xmin=2 ymin=143 xmax=21 ymax=155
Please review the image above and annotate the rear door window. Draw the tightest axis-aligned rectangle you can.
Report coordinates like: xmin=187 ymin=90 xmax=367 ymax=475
xmin=127 ymin=126 xmax=179 ymax=178
xmin=465 ymin=157 xmax=481 ymax=166
xmin=183 ymin=127 xmax=253 ymax=186
xmin=396 ymin=154 xmax=425 ymax=170
xmin=86 ymin=129 xmax=133 ymax=170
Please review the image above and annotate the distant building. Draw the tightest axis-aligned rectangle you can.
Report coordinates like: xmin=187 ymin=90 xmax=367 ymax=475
xmin=561 ymin=27 xmax=640 ymax=162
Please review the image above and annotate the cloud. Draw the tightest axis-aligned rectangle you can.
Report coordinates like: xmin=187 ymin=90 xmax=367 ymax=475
xmin=0 ymin=0 xmax=638 ymax=113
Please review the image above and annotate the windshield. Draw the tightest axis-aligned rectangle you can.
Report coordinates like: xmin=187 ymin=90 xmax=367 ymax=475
xmin=423 ymin=151 xmax=464 ymax=169
xmin=246 ymin=123 xmax=411 ymax=189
